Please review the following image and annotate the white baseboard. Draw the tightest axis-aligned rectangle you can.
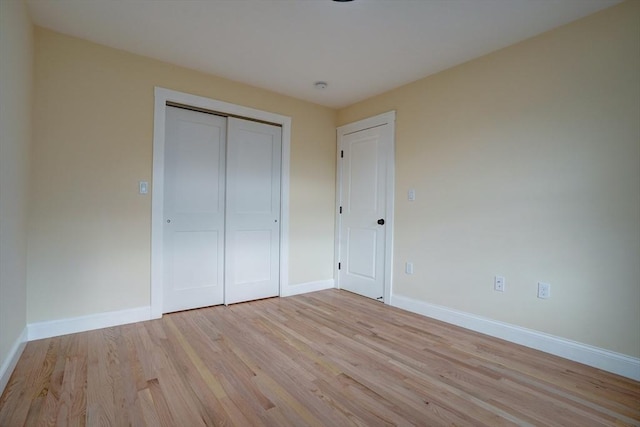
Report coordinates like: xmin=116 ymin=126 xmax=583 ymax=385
xmin=0 ymin=327 xmax=27 ymax=396
xmin=25 ymin=280 xmax=337 ymax=341
xmin=28 ymin=306 xmax=151 ymax=341
xmin=281 ymin=279 xmax=335 ymax=297
xmin=391 ymin=293 xmax=640 ymax=381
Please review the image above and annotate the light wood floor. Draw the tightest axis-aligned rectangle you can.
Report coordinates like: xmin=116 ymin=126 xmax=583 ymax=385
xmin=1 ymin=290 xmax=639 ymax=426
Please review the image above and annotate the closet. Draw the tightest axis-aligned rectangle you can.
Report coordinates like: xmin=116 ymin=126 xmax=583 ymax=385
xmin=162 ymin=106 xmax=281 ymax=312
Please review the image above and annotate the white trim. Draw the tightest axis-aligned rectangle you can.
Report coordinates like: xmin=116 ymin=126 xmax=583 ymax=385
xmin=391 ymin=293 xmax=640 ymax=381
xmin=338 ymin=111 xmax=396 ymax=136
xmin=151 ymin=87 xmax=291 ymax=318
xmin=27 ymin=306 xmax=151 ymax=341
xmin=383 ymin=114 xmax=396 ymax=304
xmin=0 ymin=327 xmax=27 ymax=396
xmin=281 ymin=279 xmax=335 ymax=297
xmin=335 ymin=111 xmax=396 ymax=303
xmin=333 ymin=129 xmax=343 ymax=291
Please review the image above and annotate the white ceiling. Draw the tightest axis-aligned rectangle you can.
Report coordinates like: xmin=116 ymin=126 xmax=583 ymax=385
xmin=27 ymin=0 xmax=621 ymax=109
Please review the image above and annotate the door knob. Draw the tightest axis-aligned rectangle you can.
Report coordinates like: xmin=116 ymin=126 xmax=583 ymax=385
xmin=377 ymin=218 xmax=385 ymax=225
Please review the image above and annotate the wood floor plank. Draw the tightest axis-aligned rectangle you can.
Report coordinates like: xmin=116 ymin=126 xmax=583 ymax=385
xmin=161 ymin=313 xmax=243 ymax=426
xmin=145 ymin=378 xmax=176 ymax=427
xmin=137 ymin=387 xmax=161 ymax=427
xmin=0 ymin=338 xmax=51 ymax=426
xmin=23 ymin=338 xmax=60 ymax=425
xmin=2 ymin=289 xmax=639 ymax=426
xmin=86 ymin=329 xmax=116 ymax=426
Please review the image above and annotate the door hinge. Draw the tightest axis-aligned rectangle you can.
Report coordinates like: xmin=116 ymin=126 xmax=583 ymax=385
xmin=339 ymin=206 xmax=342 ymax=214
xmin=340 ymin=150 xmax=344 ymax=158
xmin=338 ymin=262 xmax=341 ymax=270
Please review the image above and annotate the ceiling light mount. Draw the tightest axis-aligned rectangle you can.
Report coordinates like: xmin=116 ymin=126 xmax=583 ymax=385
xmin=314 ymin=81 xmax=328 ymax=90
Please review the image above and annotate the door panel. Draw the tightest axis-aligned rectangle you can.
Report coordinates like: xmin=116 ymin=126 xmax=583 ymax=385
xmin=232 ymin=129 xmax=276 ymax=214
xmin=163 ymin=106 xmax=226 ymax=312
xmin=171 ymin=230 xmax=220 ymax=290
xmin=347 ymin=228 xmax=377 ymax=279
xmin=349 ymin=138 xmax=379 ymax=212
xmin=225 ymin=117 xmax=282 ymax=304
xmin=339 ymin=124 xmax=391 ymax=300
xmin=172 ymin=120 xmax=224 ymax=213
xmin=233 ymin=230 xmax=273 ymax=285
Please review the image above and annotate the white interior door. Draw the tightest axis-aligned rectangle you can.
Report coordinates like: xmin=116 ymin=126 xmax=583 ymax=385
xmin=163 ymin=106 xmax=226 ymax=312
xmin=337 ymin=121 xmax=393 ymax=301
xmin=225 ymin=117 xmax=282 ymax=304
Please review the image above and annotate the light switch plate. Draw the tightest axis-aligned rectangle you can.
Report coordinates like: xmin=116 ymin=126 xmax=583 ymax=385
xmin=139 ymin=181 xmax=149 ymax=195
xmin=405 ymin=261 xmax=414 ymax=274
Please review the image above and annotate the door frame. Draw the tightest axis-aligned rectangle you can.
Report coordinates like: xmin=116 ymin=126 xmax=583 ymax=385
xmin=335 ymin=111 xmax=396 ymax=303
xmin=150 ymin=87 xmax=291 ymax=318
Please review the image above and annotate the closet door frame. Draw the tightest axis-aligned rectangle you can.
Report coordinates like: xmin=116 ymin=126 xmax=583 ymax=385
xmin=150 ymin=87 xmax=291 ymax=319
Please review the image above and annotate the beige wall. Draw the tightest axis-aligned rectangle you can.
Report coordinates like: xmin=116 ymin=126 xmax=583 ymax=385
xmin=28 ymin=28 xmax=337 ymax=322
xmin=0 ymin=0 xmax=32 ymax=368
xmin=22 ymin=0 xmax=640 ymax=360
xmin=339 ymin=1 xmax=640 ymax=357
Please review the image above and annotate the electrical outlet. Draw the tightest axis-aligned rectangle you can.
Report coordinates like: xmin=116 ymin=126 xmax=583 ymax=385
xmin=494 ymin=276 xmax=505 ymax=292
xmin=538 ymin=282 xmax=551 ymax=299
xmin=405 ymin=262 xmax=414 ymax=275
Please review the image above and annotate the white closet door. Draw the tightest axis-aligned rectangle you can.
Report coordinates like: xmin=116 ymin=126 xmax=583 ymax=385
xmin=225 ymin=117 xmax=282 ymax=304
xmin=163 ymin=106 xmax=226 ymax=313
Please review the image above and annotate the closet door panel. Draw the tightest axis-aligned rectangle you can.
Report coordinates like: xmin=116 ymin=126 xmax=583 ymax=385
xmin=163 ymin=106 xmax=226 ymax=312
xmin=225 ymin=117 xmax=282 ymax=304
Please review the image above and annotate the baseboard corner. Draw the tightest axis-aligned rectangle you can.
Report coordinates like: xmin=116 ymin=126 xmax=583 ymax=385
xmin=281 ymin=279 xmax=335 ymax=297
xmin=0 ymin=326 xmax=28 ymax=396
